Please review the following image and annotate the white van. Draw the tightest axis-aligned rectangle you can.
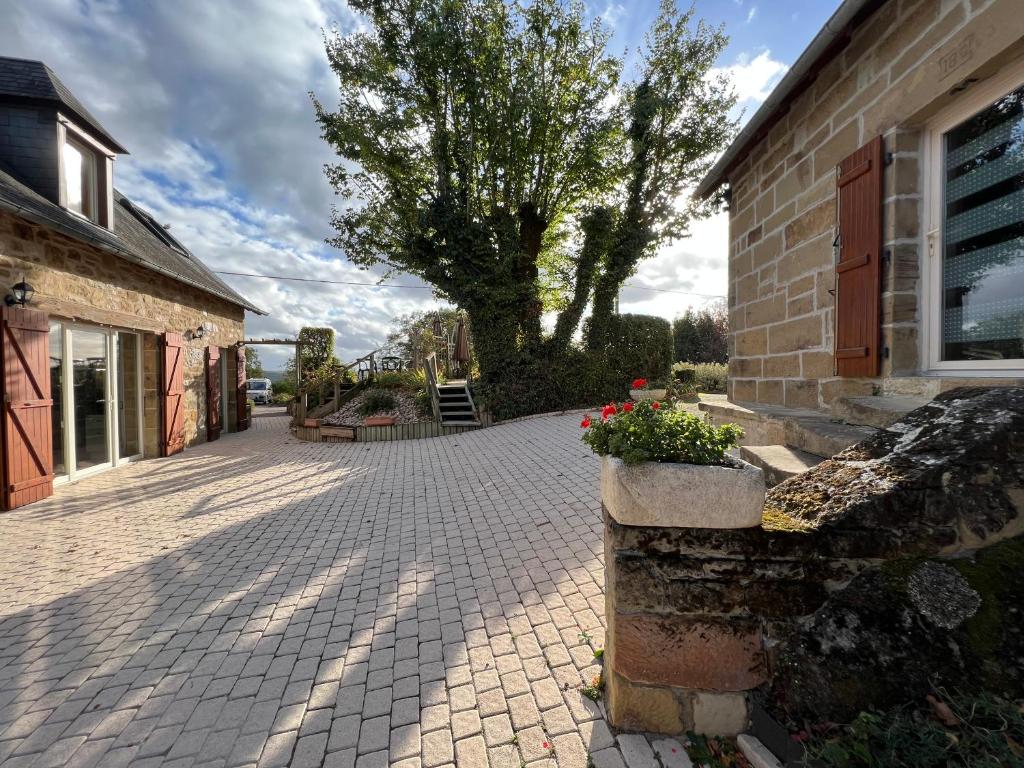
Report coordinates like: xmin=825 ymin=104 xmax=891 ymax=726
xmin=247 ymin=378 xmax=273 ymax=405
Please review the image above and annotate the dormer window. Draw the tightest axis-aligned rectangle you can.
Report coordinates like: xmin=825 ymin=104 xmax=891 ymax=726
xmin=62 ymin=136 xmax=98 ymax=221
xmin=57 ymin=116 xmax=115 ymax=229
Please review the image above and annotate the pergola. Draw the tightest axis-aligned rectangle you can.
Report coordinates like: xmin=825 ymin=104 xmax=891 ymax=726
xmin=243 ymin=337 xmax=303 ymax=388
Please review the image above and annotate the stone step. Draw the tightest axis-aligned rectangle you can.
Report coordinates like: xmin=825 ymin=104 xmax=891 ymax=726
xmin=736 ymin=735 xmax=783 ymax=768
xmin=784 ymin=417 xmax=876 ymax=459
xmin=739 ymin=445 xmax=823 ymax=487
xmin=832 ymin=394 xmax=931 ymax=429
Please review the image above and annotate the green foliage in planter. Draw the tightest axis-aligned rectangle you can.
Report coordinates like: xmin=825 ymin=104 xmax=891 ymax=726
xmin=673 ymin=361 xmax=727 ymax=393
xmin=357 ymin=389 xmax=397 ymax=417
xmin=803 ymin=689 xmax=1024 ymax=768
xmin=374 ymin=370 xmax=426 ymax=389
xmin=582 ymin=400 xmax=741 ymax=465
xmin=414 ymin=388 xmax=433 ymax=418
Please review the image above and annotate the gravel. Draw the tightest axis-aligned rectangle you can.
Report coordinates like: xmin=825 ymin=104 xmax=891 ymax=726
xmin=321 ymin=388 xmax=428 ymax=427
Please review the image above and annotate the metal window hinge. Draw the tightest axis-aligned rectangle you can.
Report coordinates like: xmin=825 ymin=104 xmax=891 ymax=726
xmin=881 ymin=248 xmax=892 ymax=268
xmin=882 ymin=346 xmax=890 ymax=360
xmin=885 ymin=151 xmax=894 ymax=166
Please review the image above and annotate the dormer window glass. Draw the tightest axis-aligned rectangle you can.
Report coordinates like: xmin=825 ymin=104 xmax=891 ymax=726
xmin=62 ymin=136 xmax=98 ymax=222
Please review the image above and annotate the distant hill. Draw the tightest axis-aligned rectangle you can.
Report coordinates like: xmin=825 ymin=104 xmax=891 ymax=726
xmin=264 ymin=370 xmax=289 ymax=383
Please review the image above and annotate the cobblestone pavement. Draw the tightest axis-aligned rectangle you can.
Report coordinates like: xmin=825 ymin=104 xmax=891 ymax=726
xmin=0 ymin=408 xmax=689 ymax=768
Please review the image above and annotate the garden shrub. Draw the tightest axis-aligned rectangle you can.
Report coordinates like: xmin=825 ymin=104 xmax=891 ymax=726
xmin=673 ymin=361 xmax=727 ymax=394
xmin=598 ymin=313 xmax=674 ymax=385
xmin=582 ymin=400 xmax=741 ymax=465
xmin=357 ymin=389 xmax=397 ymax=416
xmin=803 ymin=689 xmax=1024 ymax=768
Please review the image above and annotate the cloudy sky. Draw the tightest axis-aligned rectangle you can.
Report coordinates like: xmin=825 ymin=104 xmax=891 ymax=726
xmin=0 ymin=0 xmax=838 ymax=368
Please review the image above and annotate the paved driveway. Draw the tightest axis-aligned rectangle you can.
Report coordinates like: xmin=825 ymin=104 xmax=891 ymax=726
xmin=0 ymin=408 xmax=681 ymax=768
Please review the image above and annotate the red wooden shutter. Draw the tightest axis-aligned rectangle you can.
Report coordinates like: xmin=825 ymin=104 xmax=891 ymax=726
xmin=1 ymin=306 xmax=54 ymax=510
xmin=834 ymin=135 xmax=883 ymax=377
xmin=162 ymin=332 xmax=186 ymax=456
xmin=206 ymin=346 xmax=222 ymax=442
xmin=236 ymin=345 xmax=249 ymax=431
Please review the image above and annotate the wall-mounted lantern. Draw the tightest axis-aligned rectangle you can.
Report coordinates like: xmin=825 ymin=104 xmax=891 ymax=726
xmin=5 ymin=278 xmax=34 ymax=307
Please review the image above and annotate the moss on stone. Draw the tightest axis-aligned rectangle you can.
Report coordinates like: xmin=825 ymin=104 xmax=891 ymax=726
xmin=951 ymin=537 xmax=1024 ymax=659
xmin=761 ymin=505 xmax=815 ymax=533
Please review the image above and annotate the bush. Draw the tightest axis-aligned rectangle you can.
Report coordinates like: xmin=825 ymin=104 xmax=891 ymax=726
xmin=582 ymin=400 xmax=741 ymax=465
xmin=803 ymin=689 xmax=1024 ymax=768
xmin=414 ymin=388 xmax=433 ymax=418
xmin=374 ymin=370 xmax=428 ymax=389
xmin=673 ymin=303 xmax=728 ymax=364
xmin=272 ymin=392 xmax=294 ymax=405
xmin=601 ymin=313 xmax=674 ymax=386
xmin=673 ymin=362 xmax=727 ymax=394
xmin=357 ymin=389 xmax=397 ymax=416
xmin=476 ymin=348 xmax=623 ymax=421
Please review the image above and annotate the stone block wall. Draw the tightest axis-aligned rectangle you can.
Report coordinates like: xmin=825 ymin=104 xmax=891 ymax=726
xmin=602 ymin=388 xmax=1024 ymax=738
xmin=0 ymin=210 xmax=246 ymax=451
xmin=725 ymin=0 xmax=1024 ymax=409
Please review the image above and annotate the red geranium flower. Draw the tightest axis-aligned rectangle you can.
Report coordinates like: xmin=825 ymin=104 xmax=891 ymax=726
xmin=622 ymin=402 xmax=634 ymax=412
xmin=580 ymin=415 xmax=592 ymax=428
xmin=632 ymin=378 xmax=647 ymax=389
xmin=601 ymin=403 xmax=617 ymax=421
xmin=651 ymin=401 xmax=661 ymax=410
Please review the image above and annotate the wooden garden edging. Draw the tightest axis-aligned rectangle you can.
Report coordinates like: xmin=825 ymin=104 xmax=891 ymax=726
xmin=293 ymin=412 xmax=495 ymax=443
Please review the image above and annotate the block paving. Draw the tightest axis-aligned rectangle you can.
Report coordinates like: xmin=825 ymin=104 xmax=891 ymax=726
xmin=0 ymin=408 xmax=690 ymax=767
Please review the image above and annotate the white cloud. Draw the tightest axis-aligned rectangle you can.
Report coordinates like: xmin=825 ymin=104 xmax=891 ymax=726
xmin=746 ymin=6 xmax=758 ymax=23
xmin=711 ymin=50 xmax=788 ymax=107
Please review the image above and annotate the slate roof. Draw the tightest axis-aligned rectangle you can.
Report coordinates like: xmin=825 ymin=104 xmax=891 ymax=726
xmin=0 ymin=164 xmax=265 ymax=314
xmin=0 ymin=56 xmax=129 ymax=154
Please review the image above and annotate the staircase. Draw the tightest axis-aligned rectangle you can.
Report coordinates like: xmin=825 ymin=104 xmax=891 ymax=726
xmin=437 ymin=380 xmax=479 ymax=426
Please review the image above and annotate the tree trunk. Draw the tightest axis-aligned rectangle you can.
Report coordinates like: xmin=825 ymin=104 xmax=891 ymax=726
xmin=551 ymin=207 xmax=613 ymax=351
xmin=517 ymin=202 xmax=547 ymax=351
xmin=465 ymin=300 xmax=519 ymax=384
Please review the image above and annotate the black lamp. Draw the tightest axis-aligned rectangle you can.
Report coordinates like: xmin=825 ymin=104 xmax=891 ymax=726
xmin=6 ymin=279 xmax=34 ymax=306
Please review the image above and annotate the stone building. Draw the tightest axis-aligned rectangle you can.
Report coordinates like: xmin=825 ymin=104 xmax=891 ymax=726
xmin=696 ymin=0 xmax=1024 ymax=419
xmin=0 ymin=56 xmax=263 ymax=509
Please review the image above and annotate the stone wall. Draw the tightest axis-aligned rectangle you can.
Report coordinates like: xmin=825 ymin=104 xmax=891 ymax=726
xmin=0 ymin=210 xmax=246 ymax=451
xmin=603 ymin=388 xmax=1024 ymax=737
xmin=725 ymin=0 xmax=1024 ymax=409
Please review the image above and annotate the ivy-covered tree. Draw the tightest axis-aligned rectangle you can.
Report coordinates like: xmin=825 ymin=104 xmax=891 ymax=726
xmin=315 ymin=0 xmax=734 ymax=383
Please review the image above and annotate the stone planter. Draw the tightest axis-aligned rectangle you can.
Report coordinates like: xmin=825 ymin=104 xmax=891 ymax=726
xmin=601 ymin=455 xmax=765 ymax=528
xmin=630 ymin=387 xmax=668 ymax=401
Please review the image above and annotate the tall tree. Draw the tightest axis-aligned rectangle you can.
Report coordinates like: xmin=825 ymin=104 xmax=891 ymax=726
xmin=315 ymin=0 xmax=621 ymax=376
xmin=585 ymin=1 xmax=735 ymax=349
xmin=315 ymin=0 xmax=734 ymax=381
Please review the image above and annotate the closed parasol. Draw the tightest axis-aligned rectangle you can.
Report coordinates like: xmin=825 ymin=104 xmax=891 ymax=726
xmin=453 ymin=317 xmax=471 ymax=363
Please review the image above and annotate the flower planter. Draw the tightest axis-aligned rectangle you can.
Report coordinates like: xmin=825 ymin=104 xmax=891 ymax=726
xmin=630 ymin=388 xmax=667 ymax=401
xmin=303 ymin=418 xmax=320 ymax=428
xmin=363 ymin=416 xmax=396 ymax=427
xmin=601 ymin=455 xmax=764 ymax=528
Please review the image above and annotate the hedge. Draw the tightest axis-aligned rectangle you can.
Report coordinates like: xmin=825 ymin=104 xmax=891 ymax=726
xmin=479 ymin=314 xmax=675 ymax=420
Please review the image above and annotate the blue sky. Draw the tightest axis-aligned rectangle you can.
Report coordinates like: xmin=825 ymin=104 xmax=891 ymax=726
xmin=0 ymin=0 xmax=840 ymax=367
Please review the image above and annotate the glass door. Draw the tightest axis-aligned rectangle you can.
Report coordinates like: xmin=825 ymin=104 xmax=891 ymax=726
xmin=70 ymin=327 xmax=110 ymax=472
xmin=50 ymin=322 xmax=145 ymax=483
xmin=117 ymin=332 xmax=142 ymax=461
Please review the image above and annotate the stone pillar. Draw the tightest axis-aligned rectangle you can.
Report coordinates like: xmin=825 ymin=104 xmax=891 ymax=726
xmin=603 ymin=508 xmax=768 ymax=736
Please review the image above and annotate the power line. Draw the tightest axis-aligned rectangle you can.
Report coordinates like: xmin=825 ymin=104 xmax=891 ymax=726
xmin=215 ymin=270 xmax=725 ymax=300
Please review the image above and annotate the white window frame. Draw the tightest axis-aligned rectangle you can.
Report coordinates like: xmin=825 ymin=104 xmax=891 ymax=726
xmin=52 ymin=322 xmax=144 ymax=486
xmin=922 ymin=63 xmax=1024 ymax=376
xmin=56 ymin=115 xmax=115 ymax=229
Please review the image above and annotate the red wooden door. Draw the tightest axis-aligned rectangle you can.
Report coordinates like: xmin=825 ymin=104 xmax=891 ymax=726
xmin=162 ymin=332 xmax=185 ymax=456
xmin=236 ymin=345 xmax=249 ymax=431
xmin=834 ymin=135 xmax=883 ymax=377
xmin=1 ymin=306 xmax=53 ymax=510
xmin=206 ymin=346 xmax=222 ymax=442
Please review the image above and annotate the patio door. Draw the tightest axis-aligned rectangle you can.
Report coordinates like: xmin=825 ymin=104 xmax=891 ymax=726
xmin=49 ymin=321 xmax=144 ymax=484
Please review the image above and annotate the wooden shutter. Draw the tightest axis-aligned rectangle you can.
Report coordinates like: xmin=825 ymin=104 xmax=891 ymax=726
xmin=206 ymin=346 xmax=222 ymax=442
xmin=236 ymin=345 xmax=249 ymax=431
xmin=161 ymin=332 xmax=186 ymax=456
xmin=1 ymin=306 xmax=53 ymax=510
xmin=834 ymin=135 xmax=883 ymax=377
